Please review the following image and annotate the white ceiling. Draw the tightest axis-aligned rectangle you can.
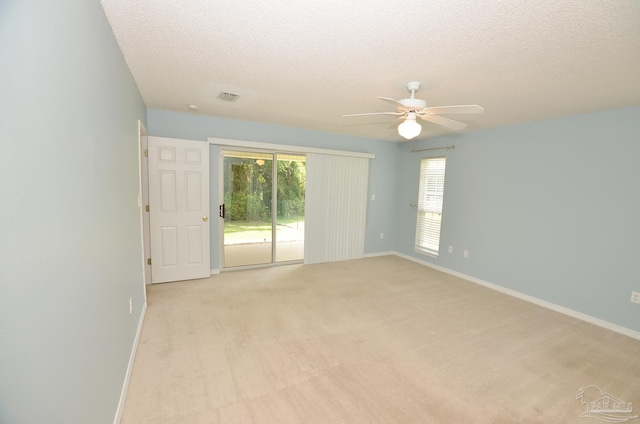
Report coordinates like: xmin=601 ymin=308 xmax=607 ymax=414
xmin=100 ymin=0 xmax=640 ymax=141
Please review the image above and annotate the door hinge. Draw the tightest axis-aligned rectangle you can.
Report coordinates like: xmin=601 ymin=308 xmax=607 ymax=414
xmin=144 ymin=149 xmax=148 ymax=157
xmin=145 ymin=205 xmax=150 ymax=212
xmin=147 ymin=258 xmax=152 ymax=265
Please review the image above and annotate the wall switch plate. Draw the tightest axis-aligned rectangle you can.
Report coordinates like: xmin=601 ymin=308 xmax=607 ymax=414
xmin=371 ymin=194 xmax=376 ymax=201
xmin=129 ymin=297 xmax=133 ymax=314
xmin=631 ymin=291 xmax=640 ymax=304
xmin=379 ymin=233 xmax=384 ymax=239
xmin=463 ymin=250 xmax=469 ymax=258
xmin=448 ymin=246 xmax=453 ymax=253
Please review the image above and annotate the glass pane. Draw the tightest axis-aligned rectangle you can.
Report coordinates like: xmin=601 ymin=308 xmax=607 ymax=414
xmin=275 ymin=154 xmax=306 ymax=262
xmin=223 ymin=152 xmax=273 ymax=267
xmin=415 ymin=157 xmax=446 ymax=256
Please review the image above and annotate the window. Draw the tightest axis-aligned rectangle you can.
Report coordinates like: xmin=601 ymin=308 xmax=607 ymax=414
xmin=415 ymin=157 xmax=446 ymax=256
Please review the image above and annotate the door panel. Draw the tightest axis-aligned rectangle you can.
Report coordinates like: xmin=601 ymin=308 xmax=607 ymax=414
xmin=275 ymin=154 xmax=306 ymax=262
xmin=187 ymin=225 xmax=202 ymax=264
xmin=159 ymin=171 xmax=176 ymax=211
xmin=221 ymin=150 xmax=305 ymax=268
xmin=161 ymin=227 xmax=178 ymax=266
xmin=222 ymin=151 xmax=273 ymax=268
xmin=186 ymin=172 xmax=201 ymax=210
xmin=149 ymin=137 xmax=210 ymax=283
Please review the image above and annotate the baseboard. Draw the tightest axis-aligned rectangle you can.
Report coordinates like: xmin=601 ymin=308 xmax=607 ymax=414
xmin=392 ymin=251 xmax=640 ymax=341
xmin=210 ymin=269 xmax=220 ymax=275
xmin=113 ymin=301 xmax=147 ymax=424
xmin=364 ymin=251 xmax=395 ymax=258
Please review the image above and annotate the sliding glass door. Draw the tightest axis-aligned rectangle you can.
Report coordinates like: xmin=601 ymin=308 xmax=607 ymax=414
xmin=274 ymin=154 xmax=306 ymax=262
xmin=222 ymin=150 xmax=306 ymax=268
xmin=222 ymin=151 xmax=273 ymax=267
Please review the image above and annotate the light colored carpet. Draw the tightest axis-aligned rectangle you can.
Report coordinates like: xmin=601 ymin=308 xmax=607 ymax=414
xmin=122 ymin=255 xmax=640 ymax=423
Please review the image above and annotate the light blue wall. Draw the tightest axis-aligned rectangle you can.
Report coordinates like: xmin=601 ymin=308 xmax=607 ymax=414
xmin=147 ymin=109 xmax=398 ymax=269
xmin=0 ymin=1 xmax=147 ymax=423
xmin=395 ymin=107 xmax=640 ymax=332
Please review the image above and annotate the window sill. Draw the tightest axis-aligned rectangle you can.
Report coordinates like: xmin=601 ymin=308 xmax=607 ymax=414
xmin=414 ymin=247 xmax=439 ymax=258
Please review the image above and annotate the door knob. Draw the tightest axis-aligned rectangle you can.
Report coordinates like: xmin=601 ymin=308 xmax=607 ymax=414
xmin=203 ymin=216 xmax=209 ymax=222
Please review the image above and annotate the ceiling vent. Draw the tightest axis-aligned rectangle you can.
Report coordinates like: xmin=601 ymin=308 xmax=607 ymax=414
xmin=217 ymin=91 xmax=240 ymax=102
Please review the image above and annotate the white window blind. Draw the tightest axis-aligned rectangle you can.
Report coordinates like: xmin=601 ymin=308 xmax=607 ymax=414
xmin=415 ymin=157 xmax=446 ymax=256
xmin=304 ymin=154 xmax=369 ymax=264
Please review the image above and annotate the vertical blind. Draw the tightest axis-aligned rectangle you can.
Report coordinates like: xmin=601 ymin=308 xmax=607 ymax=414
xmin=304 ymin=154 xmax=369 ymax=264
xmin=415 ymin=157 xmax=446 ymax=256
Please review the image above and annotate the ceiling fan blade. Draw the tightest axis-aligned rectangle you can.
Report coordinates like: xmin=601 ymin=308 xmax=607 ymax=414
xmin=419 ymin=114 xmax=467 ymax=130
xmin=423 ymin=105 xmax=484 ymax=115
xmin=343 ymin=111 xmax=404 ymax=117
xmin=377 ymin=97 xmax=411 ymax=110
xmin=388 ymin=116 xmax=406 ymax=129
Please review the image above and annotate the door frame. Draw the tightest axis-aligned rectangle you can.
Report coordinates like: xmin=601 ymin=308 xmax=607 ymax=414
xmin=210 ymin=137 xmax=374 ymax=271
xmin=138 ymin=120 xmax=151 ymax=286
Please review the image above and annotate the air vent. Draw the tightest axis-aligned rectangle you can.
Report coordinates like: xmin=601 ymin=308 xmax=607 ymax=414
xmin=217 ymin=92 xmax=240 ymax=102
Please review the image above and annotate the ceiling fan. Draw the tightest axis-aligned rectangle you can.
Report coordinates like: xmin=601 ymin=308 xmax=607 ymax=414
xmin=343 ymin=82 xmax=484 ymax=140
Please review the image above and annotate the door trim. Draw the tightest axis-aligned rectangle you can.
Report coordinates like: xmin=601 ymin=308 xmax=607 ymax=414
xmin=137 ymin=120 xmax=151 ymax=287
xmin=208 ymin=137 xmax=375 ymax=159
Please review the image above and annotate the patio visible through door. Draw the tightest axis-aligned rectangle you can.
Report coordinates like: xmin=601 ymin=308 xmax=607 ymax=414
xmin=222 ymin=150 xmax=305 ymax=268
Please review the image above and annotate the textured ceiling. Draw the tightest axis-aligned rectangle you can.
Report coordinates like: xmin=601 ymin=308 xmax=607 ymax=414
xmin=100 ymin=0 xmax=640 ymax=141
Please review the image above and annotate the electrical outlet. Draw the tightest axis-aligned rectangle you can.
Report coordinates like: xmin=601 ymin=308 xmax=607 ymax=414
xmin=129 ymin=297 xmax=133 ymax=314
xmin=631 ymin=291 xmax=640 ymax=304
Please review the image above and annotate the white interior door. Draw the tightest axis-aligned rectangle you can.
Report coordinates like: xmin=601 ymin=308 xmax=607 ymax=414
xmin=148 ymin=137 xmax=210 ymax=283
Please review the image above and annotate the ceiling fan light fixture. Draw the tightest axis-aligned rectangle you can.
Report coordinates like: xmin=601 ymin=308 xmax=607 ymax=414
xmin=398 ymin=113 xmax=422 ymax=140
xmin=342 ymin=82 xmax=482 ymax=138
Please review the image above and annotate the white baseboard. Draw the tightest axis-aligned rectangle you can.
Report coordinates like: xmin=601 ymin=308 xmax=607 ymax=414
xmin=113 ymin=301 xmax=147 ymax=424
xmin=364 ymin=251 xmax=395 ymax=258
xmin=210 ymin=269 xmax=220 ymax=275
xmin=392 ymin=251 xmax=640 ymax=341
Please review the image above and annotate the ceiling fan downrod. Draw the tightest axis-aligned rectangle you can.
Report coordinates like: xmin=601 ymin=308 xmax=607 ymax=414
xmin=406 ymin=82 xmax=421 ymax=99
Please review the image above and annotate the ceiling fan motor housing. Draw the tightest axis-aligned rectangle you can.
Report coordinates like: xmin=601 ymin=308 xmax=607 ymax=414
xmin=399 ymin=98 xmax=427 ymax=111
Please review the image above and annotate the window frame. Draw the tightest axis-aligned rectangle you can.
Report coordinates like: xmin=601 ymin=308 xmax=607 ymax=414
xmin=414 ymin=156 xmax=447 ymax=257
